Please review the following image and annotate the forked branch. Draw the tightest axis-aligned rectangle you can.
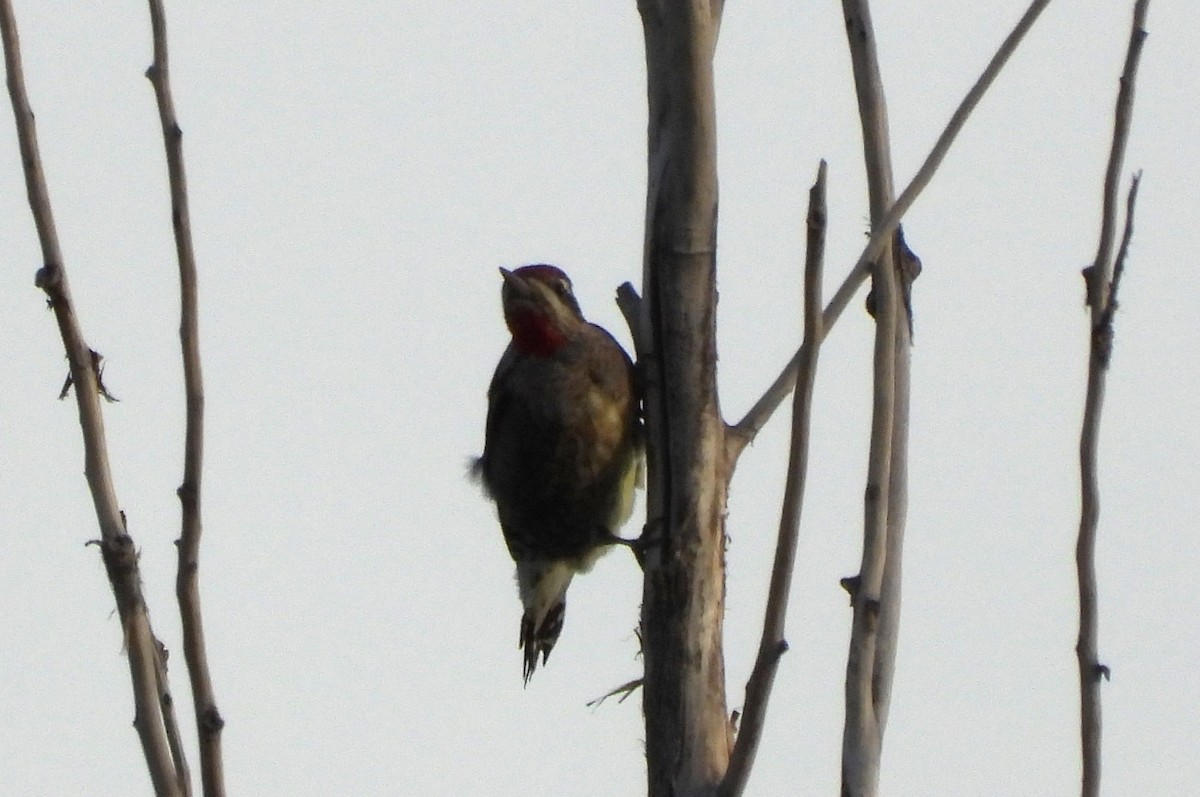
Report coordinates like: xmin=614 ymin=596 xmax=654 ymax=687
xmin=1 ymin=4 xmax=183 ymax=794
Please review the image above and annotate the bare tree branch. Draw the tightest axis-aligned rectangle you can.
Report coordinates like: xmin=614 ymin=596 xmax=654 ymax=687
xmin=1077 ymin=4 xmax=1149 ymax=795
xmin=719 ymin=161 xmax=827 ymax=797
xmin=1 ymin=5 xmax=183 ymax=795
xmin=837 ymin=2 xmax=911 ymax=792
xmin=144 ymin=2 xmax=226 ymax=795
xmin=728 ymin=0 xmax=1054 ymax=454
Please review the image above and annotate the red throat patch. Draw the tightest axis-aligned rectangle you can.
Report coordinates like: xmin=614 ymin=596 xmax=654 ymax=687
xmin=507 ymin=309 xmax=567 ymax=356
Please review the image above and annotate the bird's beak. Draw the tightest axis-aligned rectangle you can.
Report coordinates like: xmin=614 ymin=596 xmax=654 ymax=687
xmin=499 ymin=267 xmax=532 ymax=297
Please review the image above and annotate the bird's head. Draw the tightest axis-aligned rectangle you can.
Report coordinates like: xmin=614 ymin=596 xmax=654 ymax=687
xmin=499 ymin=264 xmax=585 ymax=356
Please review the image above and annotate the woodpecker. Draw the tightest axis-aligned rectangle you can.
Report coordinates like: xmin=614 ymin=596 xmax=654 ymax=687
xmin=474 ymin=264 xmax=642 ymax=683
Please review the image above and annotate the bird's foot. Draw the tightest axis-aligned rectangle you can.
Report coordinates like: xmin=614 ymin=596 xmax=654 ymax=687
xmin=606 ymin=516 xmax=664 ymax=570
xmin=605 ymin=533 xmax=643 ymax=568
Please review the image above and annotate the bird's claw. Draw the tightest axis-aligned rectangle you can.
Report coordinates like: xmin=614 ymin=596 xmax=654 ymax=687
xmin=607 ymin=516 xmax=665 ymax=570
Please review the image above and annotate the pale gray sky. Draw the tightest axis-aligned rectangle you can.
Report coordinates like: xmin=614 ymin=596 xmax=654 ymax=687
xmin=2 ymin=1 xmax=1197 ymax=794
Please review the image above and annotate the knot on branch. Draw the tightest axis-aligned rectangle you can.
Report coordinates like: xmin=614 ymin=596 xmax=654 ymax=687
xmin=1080 ymin=264 xmax=1096 ymax=299
xmin=154 ymin=636 xmax=169 ymax=664
xmin=864 ymin=226 xmax=921 ymax=338
xmin=840 ymin=577 xmax=881 ymax=628
xmin=809 ymin=203 xmax=827 ymax=231
xmin=176 ymin=479 xmax=198 ymax=508
xmin=1092 ymin=319 xmax=1115 ymax=369
xmin=34 ymin=262 xmax=61 ymax=290
xmin=201 ymin=705 xmax=226 ymax=735
xmin=1093 ymin=662 xmax=1111 ymax=683
xmin=97 ymin=533 xmax=139 ymax=580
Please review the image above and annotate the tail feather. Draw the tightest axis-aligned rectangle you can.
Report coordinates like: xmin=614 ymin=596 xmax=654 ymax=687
xmin=521 ymin=601 xmax=566 ymax=683
xmin=516 ymin=560 xmax=574 ymax=684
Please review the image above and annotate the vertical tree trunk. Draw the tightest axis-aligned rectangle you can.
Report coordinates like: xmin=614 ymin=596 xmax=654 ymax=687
xmin=637 ymin=1 xmax=730 ymax=795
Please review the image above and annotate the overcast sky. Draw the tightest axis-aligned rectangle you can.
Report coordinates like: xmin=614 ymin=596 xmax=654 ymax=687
xmin=2 ymin=1 xmax=1197 ymax=794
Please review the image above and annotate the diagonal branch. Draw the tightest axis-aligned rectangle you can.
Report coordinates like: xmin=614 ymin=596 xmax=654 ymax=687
xmin=144 ymin=2 xmax=226 ymax=795
xmin=728 ymin=0 xmax=1055 ymax=457
xmin=1077 ymin=4 xmax=1149 ymax=796
xmin=719 ymin=162 xmax=827 ymax=797
xmin=1 ymin=5 xmax=182 ymax=794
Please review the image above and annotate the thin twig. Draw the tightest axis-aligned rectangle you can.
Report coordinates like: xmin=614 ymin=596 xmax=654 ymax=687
xmin=144 ymin=3 xmax=225 ymax=795
xmin=719 ymin=161 xmax=827 ymax=797
xmin=1077 ymin=5 xmax=1148 ymax=796
xmin=1 ymin=5 xmax=181 ymax=794
xmin=1098 ymin=173 xmax=1140 ymax=341
xmin=728 ymin=0 xmax=1055 ymax=455
xmin=586 ymin=678 xmax=644 ymax=709
xmin=616 ymin=281 xmax=644 ymax=355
